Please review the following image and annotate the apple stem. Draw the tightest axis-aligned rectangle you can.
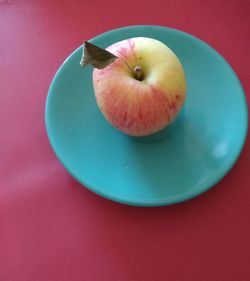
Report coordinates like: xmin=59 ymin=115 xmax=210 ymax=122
xmin=134 ymin=65 xmax=143 ymax=81
xmin=119 ymin=58 xmax=144 ymax=81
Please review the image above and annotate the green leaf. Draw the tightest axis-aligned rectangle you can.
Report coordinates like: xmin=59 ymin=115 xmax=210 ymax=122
xmin=80 ymin=41 xmax=118 ymax=69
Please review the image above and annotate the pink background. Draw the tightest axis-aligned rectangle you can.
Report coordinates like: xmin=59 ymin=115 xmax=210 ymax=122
xmin=0 ymin=0 xmax=249 ymax=280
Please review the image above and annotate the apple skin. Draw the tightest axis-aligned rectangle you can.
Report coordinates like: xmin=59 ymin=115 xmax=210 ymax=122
xmin=93 ymin=37 xmax=186 ymax=136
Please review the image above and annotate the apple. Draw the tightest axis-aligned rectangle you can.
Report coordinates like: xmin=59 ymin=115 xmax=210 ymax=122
xmin=92 ymin=37 xmax=186 ymax=136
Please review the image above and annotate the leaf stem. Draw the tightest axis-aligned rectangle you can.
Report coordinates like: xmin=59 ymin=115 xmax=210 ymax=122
xmin=120 ymin=58 xmax=133 ymax=72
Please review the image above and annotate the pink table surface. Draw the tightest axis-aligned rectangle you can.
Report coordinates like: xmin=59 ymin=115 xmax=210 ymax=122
xmin=0 ymin=1 xmax=250 ymax=280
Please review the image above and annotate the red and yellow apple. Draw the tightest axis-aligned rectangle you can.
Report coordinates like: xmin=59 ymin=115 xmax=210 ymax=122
xmin=92 ymin=37 xmax=186 ymax=136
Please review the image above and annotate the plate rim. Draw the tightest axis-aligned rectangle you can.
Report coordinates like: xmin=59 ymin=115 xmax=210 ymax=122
xmin=45 ymin=25 xmax=248 ymax=207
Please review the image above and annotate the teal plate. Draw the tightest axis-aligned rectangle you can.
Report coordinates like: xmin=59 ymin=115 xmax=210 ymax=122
xmin=46 ymin=25 xmax=248 ymax=206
